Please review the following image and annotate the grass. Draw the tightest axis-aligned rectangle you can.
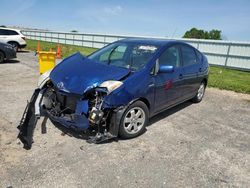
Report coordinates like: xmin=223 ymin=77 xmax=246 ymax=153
xmin=25 ymin=39 xmax=97 ymax=58
xmin=25 ymin=39 xmax=250 ymax=94
xmin=208 ymin=66 xmax=250 ymax=94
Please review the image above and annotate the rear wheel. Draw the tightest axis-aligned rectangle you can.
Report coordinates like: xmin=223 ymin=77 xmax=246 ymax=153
xmin=192 ymin=81 xmax=206 ymax=103
xmin=8 ymin=42 xmax=19 ymax=52
xmin=119 ymin=101 xmax=149 ymax=139
xmin=0 ymin=51 xmax=5 ymax=63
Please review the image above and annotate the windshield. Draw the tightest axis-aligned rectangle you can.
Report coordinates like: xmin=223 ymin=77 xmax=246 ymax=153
xmin=88 ymin=42 xmax=159 ymax=71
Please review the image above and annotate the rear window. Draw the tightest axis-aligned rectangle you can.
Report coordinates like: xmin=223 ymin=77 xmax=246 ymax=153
xmin=7 ymin=30 xmax=19 ymax=35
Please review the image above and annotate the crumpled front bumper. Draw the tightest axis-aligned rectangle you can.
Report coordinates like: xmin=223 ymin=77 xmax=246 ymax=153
xmin=17 ymin=87 xmax=124 ymax=149
xmin=41 ymin=89 xmax=90 ymax=130
xmin=46 ymin=112 xmax=89 ymax=131
xmin=17 ymin=89 xmax=90 ymax=149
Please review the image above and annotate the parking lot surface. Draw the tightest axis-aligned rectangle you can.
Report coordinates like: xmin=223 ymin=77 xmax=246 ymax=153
xmin=0 ymin=51 xmax=250 ymax=187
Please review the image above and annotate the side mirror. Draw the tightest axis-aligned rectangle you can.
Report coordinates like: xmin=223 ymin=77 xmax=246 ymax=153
xmin=158 ymin=65 xmax=174 ymax=73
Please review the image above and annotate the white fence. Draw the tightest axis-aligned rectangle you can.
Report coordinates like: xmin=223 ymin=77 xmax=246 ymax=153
xmin=22 ymin=30 xmax=250 ymax=71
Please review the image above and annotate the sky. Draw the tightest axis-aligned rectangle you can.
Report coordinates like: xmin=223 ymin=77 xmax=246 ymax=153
xmin=1 ymin=0 xmax=250 ymax=41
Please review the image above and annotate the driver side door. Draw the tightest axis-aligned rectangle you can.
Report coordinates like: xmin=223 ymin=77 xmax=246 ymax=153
xmin=153 ymin=45 xmax=184 ymax=113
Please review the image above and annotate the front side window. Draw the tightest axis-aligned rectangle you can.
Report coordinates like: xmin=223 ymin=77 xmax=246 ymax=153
xmin=158 ymin=46 xmax=180 ymax=67
xmin=181 ymin=45 xmax=197 ymax=66
xmin=88 ymin=43 xmax=158 ymax=71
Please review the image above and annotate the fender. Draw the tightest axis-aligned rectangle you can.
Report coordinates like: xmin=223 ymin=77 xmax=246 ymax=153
xmin=108 ymin=98 xmax=145 ymax=136
xmin=38 ymin=69 xmax=52 ymax=89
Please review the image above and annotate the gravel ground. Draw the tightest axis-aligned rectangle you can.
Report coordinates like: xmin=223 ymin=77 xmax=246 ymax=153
xmin=0 ymin=51 xmax=250 ymax=188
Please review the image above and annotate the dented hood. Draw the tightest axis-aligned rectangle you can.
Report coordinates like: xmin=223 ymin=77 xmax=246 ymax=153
xmin=50 ymin=53 xmax=130 ymax=95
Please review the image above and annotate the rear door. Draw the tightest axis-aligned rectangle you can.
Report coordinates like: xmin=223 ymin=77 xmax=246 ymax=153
xmin=6 ymin=30 xmax=20 ymax=42
xmin=153 ymin=45 xmax=184 ymax=112
xmin=180 ymin=45 xmax=200 ymax=99
xmin=0 ymin=29 xmax=8 ymax=43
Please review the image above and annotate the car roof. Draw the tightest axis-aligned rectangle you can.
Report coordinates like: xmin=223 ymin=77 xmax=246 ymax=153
xmin=118 ymin=38 xmax=188 ymax=47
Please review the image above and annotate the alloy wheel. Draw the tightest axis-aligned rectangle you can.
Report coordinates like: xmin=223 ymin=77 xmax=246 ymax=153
xmin=123 ymin=107 xmax=145 ymax=135
xmin=197 ymin=82 xmax=205 ymax=100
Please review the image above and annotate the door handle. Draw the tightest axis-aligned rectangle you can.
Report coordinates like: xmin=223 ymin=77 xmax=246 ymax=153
xmin=179 ymin=74 xmax=183 ymax=79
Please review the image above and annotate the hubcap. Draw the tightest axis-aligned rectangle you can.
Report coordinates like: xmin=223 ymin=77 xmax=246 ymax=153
xmin=123 ymin=107 xmax=145 ymax=134
xmin=197 ymin=83 xmax=205 ymax=100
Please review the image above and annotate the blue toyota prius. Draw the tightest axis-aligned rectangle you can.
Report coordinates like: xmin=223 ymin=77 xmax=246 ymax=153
xmin=18 ymin=38 xmax=209 ymax=149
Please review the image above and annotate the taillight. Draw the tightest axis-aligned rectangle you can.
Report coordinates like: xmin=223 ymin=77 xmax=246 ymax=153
xmin=21 ymin=37 xmax=26 ymax=40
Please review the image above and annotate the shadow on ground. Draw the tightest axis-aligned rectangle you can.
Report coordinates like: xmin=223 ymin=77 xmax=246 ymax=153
xmin=17 ymin=50 xmax=31 ymax=53
xmin=2 ymin=59 xmax=20 ymax=64
xmin=149 ymin=100 xmax=193 ymax=126
xmin=41 ymin=100 xmax=193 ymax=143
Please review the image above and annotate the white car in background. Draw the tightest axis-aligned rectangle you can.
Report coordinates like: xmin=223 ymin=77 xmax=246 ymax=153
xmin=0 ymin=27 xmax=27 ymax=51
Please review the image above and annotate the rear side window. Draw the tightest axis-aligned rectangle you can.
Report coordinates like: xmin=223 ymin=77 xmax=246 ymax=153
xmin=196 ymin=50 xmax=203 ymax=62
xmin=0 ymin=29 xmax=19 ymax=35
xmin=158 ymin=46 xmax=180 ymax=67
xmin=7 ymin=30 xmax=19 ymax=35
xmin=181 ymin=45 xmax=197 ymax=66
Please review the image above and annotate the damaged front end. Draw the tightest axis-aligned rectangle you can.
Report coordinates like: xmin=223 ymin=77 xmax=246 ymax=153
xmin=18 ymin=53 xmax=130 ymax=149
xmin=18 ymin=81 xmax=126 ymax=149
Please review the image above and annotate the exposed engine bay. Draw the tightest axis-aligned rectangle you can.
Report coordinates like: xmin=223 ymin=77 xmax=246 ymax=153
xmin=43 ymin=81 xmax=109 ymax=131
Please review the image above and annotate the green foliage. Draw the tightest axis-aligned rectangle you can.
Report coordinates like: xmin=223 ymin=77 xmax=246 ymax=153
xmin=208 ymin=66 xmax=250 ymax=94
xmin=183 ymin=28 xmax=222 ymax=40
xmin=26 ymin=39 xmax=97 ymax=58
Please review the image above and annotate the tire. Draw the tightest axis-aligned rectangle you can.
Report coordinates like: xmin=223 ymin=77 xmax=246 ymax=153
xmin=192 ymin=81 xmax=206 ymax=103
xmin=8 ymin=42 xmax=19 ymax=52
xmin=119 ymin=101 xmax=149 ymax=139
xmin=0 ymin=51 xmax=5 ymax=63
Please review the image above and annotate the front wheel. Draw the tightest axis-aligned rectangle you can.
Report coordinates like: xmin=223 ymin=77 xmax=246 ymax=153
xmin=192 ymin=81 xmax=206 ymax=103
xmin=119 ymin=101 xmax=149 ymax=139
xmin=9 ymin=42 xmax=19 ymax=52
xmin=0 ymin=51 xmax=5 ymax=63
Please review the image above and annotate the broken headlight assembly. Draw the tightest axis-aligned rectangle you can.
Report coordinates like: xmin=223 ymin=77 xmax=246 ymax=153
xmin=100 ymin=80 xmax=123 ymax=94
xmin=38 ymin=69 xmax=52 ymax=88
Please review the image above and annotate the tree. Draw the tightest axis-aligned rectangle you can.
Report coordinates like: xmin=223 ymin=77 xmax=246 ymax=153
xmin=208 ymin=29 xmax=221 ymax=40
xmin=183 ymin=28 xmax=222 ymax=40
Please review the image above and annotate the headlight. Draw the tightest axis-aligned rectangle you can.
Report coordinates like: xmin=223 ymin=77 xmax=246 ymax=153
xmin=100 ymin=80 xmax=123 ymax=93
